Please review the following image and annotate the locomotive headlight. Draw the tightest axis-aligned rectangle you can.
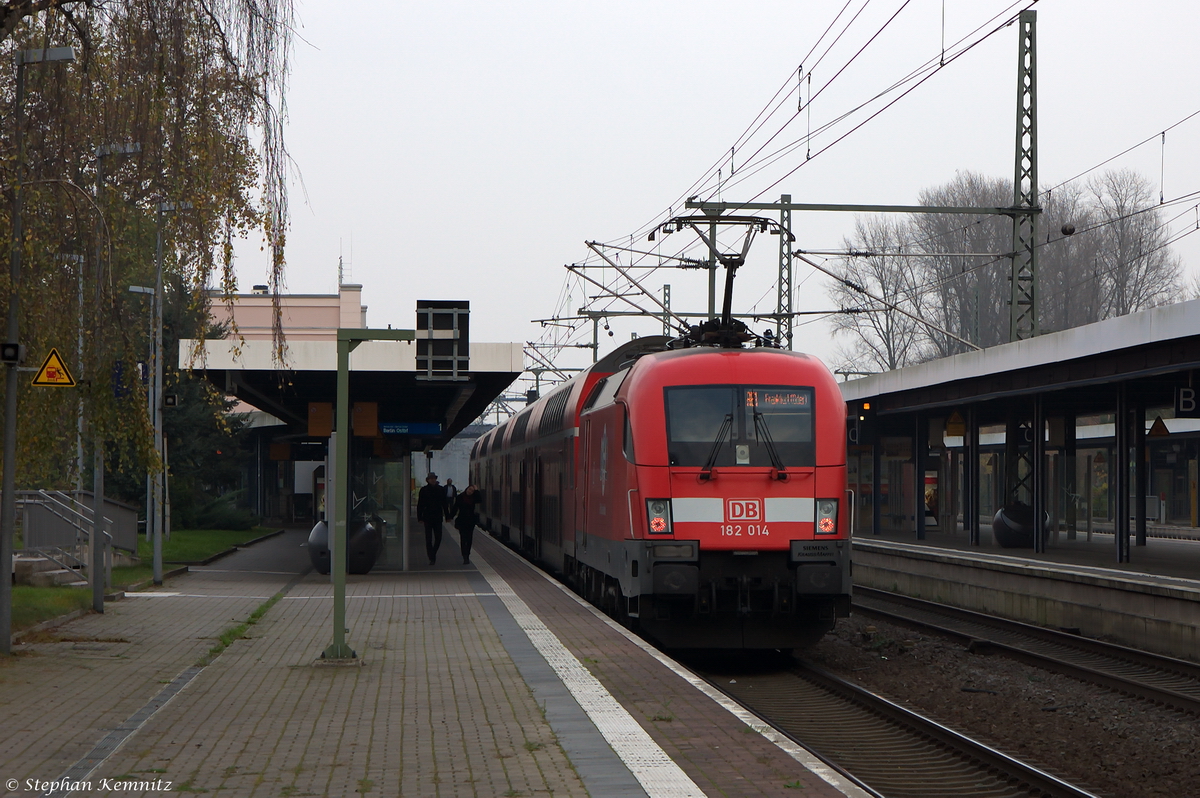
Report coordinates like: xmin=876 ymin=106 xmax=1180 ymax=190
xmin=816 ymin=499 xmax=838 ymax=534
xmin=646 ymin=499 xmax=672 ymax=535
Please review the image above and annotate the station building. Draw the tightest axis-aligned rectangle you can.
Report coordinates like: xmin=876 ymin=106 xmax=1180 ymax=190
xmin=185 ymin=282 xmax=518 ymax=527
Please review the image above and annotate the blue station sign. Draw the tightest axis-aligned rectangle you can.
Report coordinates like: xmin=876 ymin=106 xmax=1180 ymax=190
xmin=380 ymin=422 xmax=443 ymax=436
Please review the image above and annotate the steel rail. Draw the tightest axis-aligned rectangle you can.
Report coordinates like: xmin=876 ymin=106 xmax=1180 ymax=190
xmin=853 ymin=586 xmax=1200 ymax=717
xmin=703 ymin=662 xmax=1100 ymax=798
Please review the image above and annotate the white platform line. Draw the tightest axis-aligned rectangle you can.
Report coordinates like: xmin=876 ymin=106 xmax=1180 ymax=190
xmin=128 ymin=592 xmax=496 ymax=600
xmin=472 ymin=546 xmax=706 ymax=798
xmin=125 ymin=593 xmax=273 ymax=600
xmin=283 ymin=592 xmax=497 ymax=600
xmin=476 ymin=533 xmax=874 ymax=798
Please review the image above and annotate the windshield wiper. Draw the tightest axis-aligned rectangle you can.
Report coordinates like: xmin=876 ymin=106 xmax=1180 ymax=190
xmin=699 ymin=413 xmax=733 ymax=481
xmin=753 ymin=410 xmax=788 ymax=480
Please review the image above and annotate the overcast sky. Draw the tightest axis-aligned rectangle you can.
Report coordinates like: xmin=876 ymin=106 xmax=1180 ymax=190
xmin=234 ymin=0 xmax=1200 ymax=388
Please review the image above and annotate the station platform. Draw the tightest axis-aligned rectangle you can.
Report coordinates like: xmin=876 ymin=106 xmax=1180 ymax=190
xmin=1 ymin=527 xmax=867 ymax=798
xmin=862 ymin=523 xmax=1200 ymax=582
xmin=852 ymin=527 xmax=1200 ymax=661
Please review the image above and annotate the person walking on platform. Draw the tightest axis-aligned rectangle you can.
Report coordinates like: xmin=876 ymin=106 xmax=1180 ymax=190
xmin=454 ymin=484 xmax=482 ymax=565
xmin=417 ymin=473 xmax=446 ymax=564
xmin=443 ymin=478 xmax=458 ymax=518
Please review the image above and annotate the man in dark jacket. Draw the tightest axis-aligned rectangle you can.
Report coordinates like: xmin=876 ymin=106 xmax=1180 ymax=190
xmin=417 ymin=473 xmax=446 ymax=564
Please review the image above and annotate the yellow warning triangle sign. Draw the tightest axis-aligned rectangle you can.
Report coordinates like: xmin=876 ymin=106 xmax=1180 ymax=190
xmin=1148 ymin=415 xmax=1170 ymax=437
xmin=31 ymin=348 xmax=76 ymax=387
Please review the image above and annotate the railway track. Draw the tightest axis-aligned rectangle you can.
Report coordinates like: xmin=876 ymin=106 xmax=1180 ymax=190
xmin=853 ymin=587 xmax=1200 ymax=716
xmin=700 ymin=659 xmax=1099 ymax=798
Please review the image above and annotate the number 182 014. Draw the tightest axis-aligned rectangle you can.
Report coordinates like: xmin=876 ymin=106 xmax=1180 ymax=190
xmin=720 ymin=524 xmax=770 ymax=536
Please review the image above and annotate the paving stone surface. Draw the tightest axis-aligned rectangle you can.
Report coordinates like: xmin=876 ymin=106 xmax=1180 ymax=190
xmin=471 ymin=532 xmax=851 ymax=798
xmin=1 ymin=526 xmax=855 ymax=798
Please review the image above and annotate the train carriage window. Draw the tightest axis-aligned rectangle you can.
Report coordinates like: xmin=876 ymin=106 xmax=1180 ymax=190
xmin=582 ymin=377 xmax=607 ymax=411
xmin=538 ymin=388 xmax=572 ymax=437
xmin=622 ymin=404 xmax=635 ymax=462
xmin=583 ymin=368 xmax=630 ymax=412
xmin=511 ymin=409 xmax=533 ymax=445
xmin=744 ymin=386 xmax=815 ymax=467
xmin=665 ymin=385 xmax=815 ymax=467
xmin=665 ymin=387 xmax=737 ymax=467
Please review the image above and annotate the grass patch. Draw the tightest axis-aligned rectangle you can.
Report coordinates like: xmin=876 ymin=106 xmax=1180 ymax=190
xmin=195 ymin=591 xmax=284 ymax=667
xmin=111 ymin=527 xmax=275 ymax=588
xmin=649 ymin=697 xmax=674 ymax=722
xmin=10 ymin=585 xmax=92 ymax=633
xmin=139 ymin=526 xmax=275 ymax=563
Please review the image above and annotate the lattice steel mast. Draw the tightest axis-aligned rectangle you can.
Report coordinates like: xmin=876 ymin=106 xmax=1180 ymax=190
xmin=1009 ymin=9 xmax=1038 ymax=341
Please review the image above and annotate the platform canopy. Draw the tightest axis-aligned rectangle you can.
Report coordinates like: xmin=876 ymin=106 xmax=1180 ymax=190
xmin=841 ymin=297 xmax=1200 ymax=417
xmin=180 ymin=336 xmax=523 ymax=450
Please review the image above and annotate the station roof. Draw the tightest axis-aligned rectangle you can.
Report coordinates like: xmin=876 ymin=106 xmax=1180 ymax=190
xmin=840 ymin=298 xmax=1200 ymax=417
xmin=180 ymin=337 xmax=523 ymax=450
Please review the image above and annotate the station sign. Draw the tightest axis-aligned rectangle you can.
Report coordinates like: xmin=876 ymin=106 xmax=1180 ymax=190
xmin=1176 ymin=387 xmax=1199 ymax=419
xmin=380 ymin=422 xmax=442 ymax=436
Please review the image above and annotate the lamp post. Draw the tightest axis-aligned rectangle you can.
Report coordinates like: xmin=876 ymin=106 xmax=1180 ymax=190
xmin=2 ymin=46 xmax=75 ymax=655
xmin=129 ymin=284 xmax=155 ymax=558
xmin=149 ymin=201 xmax=190 ymax=585
xmin=87 ymin=143 xmax=139 ymax=612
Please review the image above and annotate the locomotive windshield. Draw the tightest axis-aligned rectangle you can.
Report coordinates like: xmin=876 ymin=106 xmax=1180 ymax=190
xmin=665 ymin=385 xmax=815 ymax=467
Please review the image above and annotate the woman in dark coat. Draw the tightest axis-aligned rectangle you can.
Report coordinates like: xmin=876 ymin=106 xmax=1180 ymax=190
xmin=453 ymin=484 xmax=482 ymax=565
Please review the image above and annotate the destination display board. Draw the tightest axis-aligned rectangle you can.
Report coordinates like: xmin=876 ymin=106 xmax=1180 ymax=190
xmin=744 ymin=388 xmax=810 ymax=408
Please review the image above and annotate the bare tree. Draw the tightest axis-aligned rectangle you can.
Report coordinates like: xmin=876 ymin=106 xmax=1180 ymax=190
xmin=1087 ymin=169 xmax=1181 ymax=317
xmin=1037 ymin=183 xmax=1102 ymax=331
xmin=1187 ymin=272 xmax=1200 ymax=300
xmin=828 ymin=169 xmax=1184 ymax=372
xmin=827 ymin=217 xmax=926 ymax=371
xmin=911 ymin=172 xmax=1012 ymax=354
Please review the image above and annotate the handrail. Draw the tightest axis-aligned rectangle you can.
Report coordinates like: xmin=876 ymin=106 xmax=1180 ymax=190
xmin=19 ymin=490 xmax=116 ymax=587
xmin=24 ymin=545 xmax=87 ymax=573
xmin=34 ymin=489 xmax=115 ymax=540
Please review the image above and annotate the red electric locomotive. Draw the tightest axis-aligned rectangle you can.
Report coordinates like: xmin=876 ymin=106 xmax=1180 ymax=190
xmin=471 ymin=333 xmax=851 ymax=650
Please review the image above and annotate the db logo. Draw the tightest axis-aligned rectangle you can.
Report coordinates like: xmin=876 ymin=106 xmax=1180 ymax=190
xmin=725 ymin=499 xmax=762 ymax=522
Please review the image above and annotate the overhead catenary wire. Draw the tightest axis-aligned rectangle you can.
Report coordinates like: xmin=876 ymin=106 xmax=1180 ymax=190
xmin=883 ymin=188 xmax=1200 ymax=305
xmin=653 ymin=0 xmax=865 ymax=241
xmin=670 ymin=1 xmax=1030 ymax=217
xmin=584 ymin=242 xmax=691 ymax=331
xmin=597 ymin=0 xmax=1031 ymax=281
xmin=595 ymin=0 xmax=1026 ymax=296
xmin=541 ymin=1 xmax=1199 ymax=382
xmin=1044 ymin=107 xmax=1200 ymax=196
xmin=823 ymin=193 xmax=1200 ymax=349
xmin=606 ymin=0 xmax=979 ymax=248
xmin=558 ymin=4 xmax=1028 ymax=366
xmin=703 ymin=2 xmax=1033 ymax=210
xmin=792 ymin=250 xmax=982 ymax=351
xmin=566 ymin=262 xmax=686 ymax=334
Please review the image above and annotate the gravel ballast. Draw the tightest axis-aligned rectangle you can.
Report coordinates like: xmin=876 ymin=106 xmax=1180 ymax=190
xmin=805 ymin=614 xmax=1199 ymax=798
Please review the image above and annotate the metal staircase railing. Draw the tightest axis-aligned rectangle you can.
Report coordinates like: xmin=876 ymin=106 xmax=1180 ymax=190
xmin=15 ymin=490 xmax=114 ymax=587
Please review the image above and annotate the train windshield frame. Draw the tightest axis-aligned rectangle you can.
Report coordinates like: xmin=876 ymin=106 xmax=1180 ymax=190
xmin=664 ymin=385 xmax=815 ymax=467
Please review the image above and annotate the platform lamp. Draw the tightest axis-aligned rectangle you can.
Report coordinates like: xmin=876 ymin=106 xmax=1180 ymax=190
xmin=148 ymin=201 xmax=192 ymax=585
xmin=129 ymin=284 xmax=156 ymax=557
xmin=1 ymin=46 xmax=76 ymax=655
